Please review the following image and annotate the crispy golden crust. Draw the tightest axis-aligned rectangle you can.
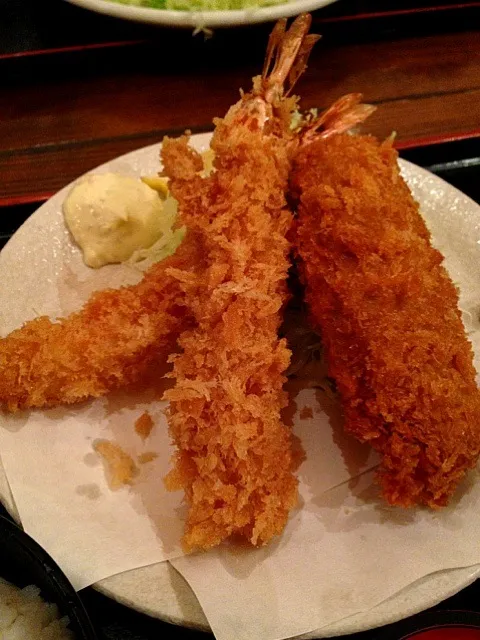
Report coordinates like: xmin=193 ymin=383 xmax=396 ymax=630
xmin=0 ymin=237 xmax=200 ymax=411
xmin=94 ymin=439 xmax=137 ymax=489
xmin=135 ymin=411 xmax=155 ymax=441
xmin=292 ymin=133 xmax=480 ymax=508
xmin=161 ymin=112 xmax=298 ymax=550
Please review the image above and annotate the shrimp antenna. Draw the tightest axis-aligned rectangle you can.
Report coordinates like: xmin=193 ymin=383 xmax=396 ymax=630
xmin=301 ymin=93 xmax=376 ymax=145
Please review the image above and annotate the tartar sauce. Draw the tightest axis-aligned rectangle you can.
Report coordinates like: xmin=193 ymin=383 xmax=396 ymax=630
xmin=63 ymin=173 xmax=169 ymax=269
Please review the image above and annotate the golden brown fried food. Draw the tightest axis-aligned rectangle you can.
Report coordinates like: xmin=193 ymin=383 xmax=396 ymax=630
xmin=94 ymin=439 xmax=137 ymax=489
xmin=292 ymin=132 xmax=480 ymax=508
xmin=160 ymin=14 xmax=318 ymax=551
xmin=0 ymin=236 xmax=201 ymax=412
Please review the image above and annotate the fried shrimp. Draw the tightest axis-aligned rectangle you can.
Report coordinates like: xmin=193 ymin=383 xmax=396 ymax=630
xmin=291 ymin=111 xmax=480 ymax=508
xmin=0 ymin=236 xmax=202 ymax=411
xmin=161 ymin=15 xmax=318 ymax=550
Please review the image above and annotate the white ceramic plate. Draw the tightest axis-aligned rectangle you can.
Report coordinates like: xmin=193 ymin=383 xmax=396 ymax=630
xmin=65 ymin=0 xmax=338 ymax=28
xmin=1 ymin=134 xmax=480 ymax=637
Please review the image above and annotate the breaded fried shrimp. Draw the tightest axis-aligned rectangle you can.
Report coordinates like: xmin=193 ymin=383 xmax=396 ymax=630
xmin=161 ymin=15 xmax=318 ymax=550
xmin=0 ymin=236 xmax=201 ymax=411
xmin=292 ymin=129 xmax=480 ymax=508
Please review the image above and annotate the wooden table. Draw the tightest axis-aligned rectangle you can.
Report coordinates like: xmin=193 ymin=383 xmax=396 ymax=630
xmin=1 ymin=0 xmax=480 ymax=210
xmin=1 ymin=1 xmax=480 ymax=638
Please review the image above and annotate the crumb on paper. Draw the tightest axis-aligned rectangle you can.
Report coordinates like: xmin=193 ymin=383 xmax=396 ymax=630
xmin=138 ymin=452 xmax=159 ymax=465
xmin=135 ymin=411 xmax=155 ymax=441
xmin=93 ymin=439 xmax=137 ymax=490
xmin=299 ymin=406 xmax=314 ymax=420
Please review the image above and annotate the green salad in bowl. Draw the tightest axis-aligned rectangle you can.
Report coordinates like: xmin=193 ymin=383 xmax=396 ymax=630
xmin=65 ymin=0 xmax=339 ymax=29
xmin=110 ymin=0 xmax=286 ymax=9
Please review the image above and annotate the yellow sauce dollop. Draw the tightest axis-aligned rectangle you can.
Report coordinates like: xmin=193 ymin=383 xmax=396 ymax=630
xmin=63 ymin=173 xmax=172 ymax=269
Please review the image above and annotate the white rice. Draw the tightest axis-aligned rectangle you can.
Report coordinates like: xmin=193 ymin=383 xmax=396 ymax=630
xmin=0 ymin=578 xmax=73 ymax=639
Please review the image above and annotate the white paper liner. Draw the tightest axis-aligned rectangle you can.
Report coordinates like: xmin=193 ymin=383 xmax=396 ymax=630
xmin=0 ymin=140 xmax=479 ymax=640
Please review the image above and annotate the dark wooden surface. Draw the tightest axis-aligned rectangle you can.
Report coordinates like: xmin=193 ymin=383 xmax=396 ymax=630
xmin=1 ymin=1 xmax=480 ymax=639
xmin=1 ymin=0 xmax=480 ymax=207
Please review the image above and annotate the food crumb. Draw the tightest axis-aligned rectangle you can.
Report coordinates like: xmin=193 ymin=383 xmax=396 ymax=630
xmin=138 ymin=452 xmax=159 ymax=465
xmin=135 ymin=411 xmax=154 ymax=441
xmin=93 ymin=439 xmax=137 ymax=490
xmin=299 ymin=406 xmax=313 ymax=420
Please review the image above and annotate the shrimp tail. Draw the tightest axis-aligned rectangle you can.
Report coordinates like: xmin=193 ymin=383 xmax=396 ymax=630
xmin=301 ymin=93 xmax=376 ymax=145
xmin=287 ymin=33 xmax=322 ymax=95
xmin=261 ymin=13 xmax=317 ymax=103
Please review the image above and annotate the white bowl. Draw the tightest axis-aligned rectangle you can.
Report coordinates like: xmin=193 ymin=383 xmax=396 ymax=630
xmin=65 ymin=0 xmax=339 ymax=28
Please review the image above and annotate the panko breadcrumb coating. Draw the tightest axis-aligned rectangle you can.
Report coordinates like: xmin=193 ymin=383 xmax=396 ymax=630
xmin=162 ymin=125 xmax=298 ymax=550
xmin=292 ymin=133 xmax=480 ymax=508
xmin=135 ymin=411 xmax=155 ymax=441
xmin=138 ymin=451 xmax=158 ymax=465
xmin=0 ymin=236 xmax=201 ymax=411
xmin=159 ymin=13 xmax=318 ymax=549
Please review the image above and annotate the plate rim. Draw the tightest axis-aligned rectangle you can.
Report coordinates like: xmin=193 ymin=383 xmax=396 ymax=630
xmin=92 ymin=564 xmax=480 ymax=638
xmin=1 ymin=134 xmax=480 ymax=638
xmin=64 ymin=0 xmax=339 ymax=27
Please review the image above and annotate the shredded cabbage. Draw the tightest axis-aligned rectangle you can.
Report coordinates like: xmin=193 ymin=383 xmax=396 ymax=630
xmin=110 ymin=0 xmax=287 ymax=10
xmin=128 ymin=195 xmax=186 ymax=269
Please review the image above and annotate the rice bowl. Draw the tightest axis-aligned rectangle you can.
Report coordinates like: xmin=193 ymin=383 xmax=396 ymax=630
xmin=0 ymin=516 xmax=97 ymax=640
xmin=0 ymin=579 xmax=73 ymax=639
